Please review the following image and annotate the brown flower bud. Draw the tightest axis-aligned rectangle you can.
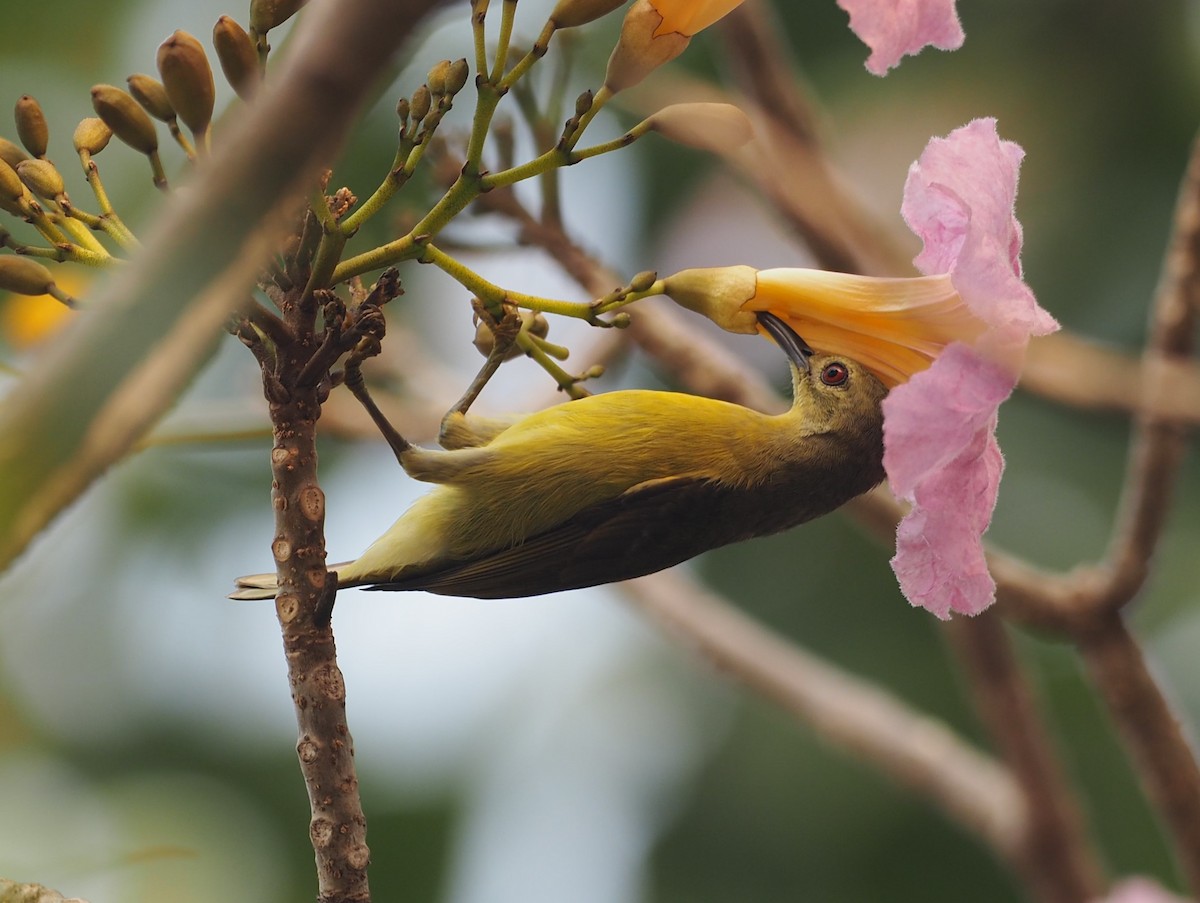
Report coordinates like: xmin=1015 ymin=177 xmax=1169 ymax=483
xmin=213 ymin=16 xmax=261 ymax=99
xmin=643 ymin=102 xmax=753 ymax=153
xmin=603 ymin=0 xmax=690 ymax=94
xmin=427 ymin=60 xmax=452 ymax=97
xmin=0 ymin=255 xmax=55 ymax=296
xmin=127 ymin=74 xmax=176 ymax=122
xmin=73 ymin=117 xmax=114 ymax=155
xmin=157 ymin=30 xmax=216 ymax=137
xmin=549 ymin=0 xmax=628 ymax=29
xmin=249 ymin=0 xmax=307 ymax=32
xmin=0 ymin=156 xmax=25 ymax=203
xmin=0 ymin=137 xmax=28 ymax=169
xmin=473 ymin=311 xmax=549 ymax=360
xmin=446 ymin=59 xmax=470 ymax=96
xmin=14 ymin=95 xmax=49 ymax=158
xmin=410 ymin=85 xmax=432 ymax=121
xmin=16 ymin=158 xmax=64 ymax=200
xmin=91 ymin=84 xmax=159 ymax=155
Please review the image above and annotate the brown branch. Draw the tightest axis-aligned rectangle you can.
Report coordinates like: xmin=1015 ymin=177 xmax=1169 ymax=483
xmin=1076 ymin=614 xmax=1200 ymax=893
xmin=622 ymin=570 xmax=1028 ymax=863
xmin=947 ymin=614 xmax=1105 ymax=902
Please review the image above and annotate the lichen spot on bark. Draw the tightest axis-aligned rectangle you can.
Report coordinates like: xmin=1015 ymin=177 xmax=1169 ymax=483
xmin=276 ymin=592 xmax=301 ymax=623
xmin=298 ymin=737 xmax=320 ymax=763
xmin=310 ymin=816 xmax=335 ymax=847
xmin=299 ymin=484 xmax=325 ymax=521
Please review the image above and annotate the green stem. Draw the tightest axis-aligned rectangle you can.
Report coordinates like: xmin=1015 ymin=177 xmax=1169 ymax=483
xmin=50 ymin=211 xmax=109 ymax=256
xmin=517 ymin=331 xmax=589 ymax=398
xmin=421 ymin=242 xmax=604 ymax=321
xmin=340 ymin=144 xmax=413 ymax=236
xmin=489 ymin=0 xmax=519 ymax=83
xmin=471 ymin=0 xmax=489 ymax=80
xmin=498 ymin=21 xmax=556 ymax=92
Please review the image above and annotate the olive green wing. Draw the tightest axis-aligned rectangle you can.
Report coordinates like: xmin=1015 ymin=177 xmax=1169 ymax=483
xmin=361 ymin=474 xmax=762 ymax=599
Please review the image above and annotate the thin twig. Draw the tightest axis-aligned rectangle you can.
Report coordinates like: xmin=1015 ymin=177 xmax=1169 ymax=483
xmin=622 ymin=570 xmax=1028 ymax=862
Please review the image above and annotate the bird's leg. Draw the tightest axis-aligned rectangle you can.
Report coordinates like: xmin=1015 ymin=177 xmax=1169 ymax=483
xmin=342 ymin=355 xmax=411 ymax=464
xmin=438 ymin=299 xmax=522 ymax=444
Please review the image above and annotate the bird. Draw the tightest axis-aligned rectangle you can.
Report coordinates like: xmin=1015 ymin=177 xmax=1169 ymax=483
xmin=230 ymin=312 xmax=887 ymax=600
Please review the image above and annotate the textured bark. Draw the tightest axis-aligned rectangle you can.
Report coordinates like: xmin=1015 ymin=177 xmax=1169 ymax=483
xmin=268 ymin=371 xmax=370 ymax=902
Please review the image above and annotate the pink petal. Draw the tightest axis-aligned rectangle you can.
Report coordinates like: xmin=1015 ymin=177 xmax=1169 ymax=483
xmin=902 ymin=118 xmax=1059 ymax=342
xmin=837 ymin=0 xmax=964 ymax=76
xmin=1097 ymin=878 xmax=1194 ymax=903
xmin=883 ymin=343 xmax=1014 ymax=619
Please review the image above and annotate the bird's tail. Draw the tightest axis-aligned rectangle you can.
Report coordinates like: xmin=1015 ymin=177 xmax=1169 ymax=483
xmin=228 ymin=571 xmax=280 ymax=600
xmin=228 ymin=563 xmax=353 ymax=601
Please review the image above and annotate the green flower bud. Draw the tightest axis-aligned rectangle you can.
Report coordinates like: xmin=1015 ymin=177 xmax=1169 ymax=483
xmin=410 ymin=85 xmax=431 ymax=121
xmin=127 ymin=74 xmax=176 ymax=122
xmin=249 ymin=0 xmax=307 ymax=32
xmin=0 ymin=255 xmax=55 ymax=296
xmin=549 ymin=0 xmax=628 ymax=29
xmin=91 ymin=84 xmax=159 ymax=155
xmin=14 ymin=95 xmax=49 ymax=158
xmin=157 ymin=30 xmax=216 ymax=137
xmin=0 ymin=137 xmax=28 ymax=169
xmin=16 ymin=158 xmax=64 ymax=200
xmin=73 ymin=117 xmax=113 ymax=155
xmin=629 ymin=270 xmax=657 ymax=292
xmin=213 ymin=16 xmax=261 ymax=99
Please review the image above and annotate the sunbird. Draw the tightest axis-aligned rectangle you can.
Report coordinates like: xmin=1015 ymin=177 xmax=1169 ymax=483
xmin=231 ymin=313 xmax=887 ymax=600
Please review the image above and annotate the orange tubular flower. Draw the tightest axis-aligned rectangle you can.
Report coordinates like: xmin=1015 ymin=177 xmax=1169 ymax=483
xmin=662 ymin=265 xmax=986 ymax=389
xmin=649 ymin=0 xmax=747 ymax=37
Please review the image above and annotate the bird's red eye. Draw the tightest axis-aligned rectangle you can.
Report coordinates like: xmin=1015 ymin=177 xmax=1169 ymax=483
xmin=820 ymin=362 xmax=849 ymax=387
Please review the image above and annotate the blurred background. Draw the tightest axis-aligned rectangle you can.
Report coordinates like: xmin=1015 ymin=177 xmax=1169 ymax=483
xmin=2 ymin=0 xmax=1199 ymax=900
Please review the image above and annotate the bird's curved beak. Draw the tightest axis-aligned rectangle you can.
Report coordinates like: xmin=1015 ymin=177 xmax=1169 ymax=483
xmin=757 ymin=311 xmax=814 ymax=372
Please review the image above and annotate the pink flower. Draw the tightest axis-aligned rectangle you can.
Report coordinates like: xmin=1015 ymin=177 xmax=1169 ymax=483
xmin=663 ymin=118 xmax=1056 ymax=618
xmin=1095 ymin=878 xmax=1194 ymax=903
xmin=884 ymin=117 xmax=1057 ymax=618
xmin=837 ymin=0 xmax=964 ymax=75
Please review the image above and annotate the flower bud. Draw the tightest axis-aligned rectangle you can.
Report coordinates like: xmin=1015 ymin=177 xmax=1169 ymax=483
xmin=0 ymin=157 xmax=25 ymax=203
xmin=395 ymin=97 xmax=410 ymax=127
xmin=644 ymin=102 xmax=753 ymax=153
xmin=575 ymin=90 xmax=594 ymax=117
xmin=91 ymin=84 xmax=159 ymax=155
xmin=157 ymin=30 xmax=216 ymax=137
xmin=0 ymin=137 xmax=28 ymax=169
xmin=446 ymin=59 xmax=470 ymax=96
xmin=661 ymin=265 xmax=760 ymax=333
xmin=127 ymin=74 xmax=176 ymax=122
xmin=73 ymin=117 xmax=113 ymax=155
xmin=250 ymin=0 xmax=307 ymax=32
xmin=603 ymin=0 xmax=691 ymax=94
xmin=213 ymin=16 xmax=261 ymax=99
xmin=629 ymin=270 xmax=657 ymax=292
xmin=473 ymin=310 xmax=549 ymax=360
xmin=410 ymin=85 xmax=432 ymax=122
xmin=14 ymin=95 xmax=48 ymax=158
xmin=427 ymin=60 xmax=452 ymax=97
xmin=16 ymin=158 xmax=64 ymax=201
xmin=549 ymin=0 xmax=628 ymax=29
xmin=0 ymin=255 xmax=55 ymax=296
